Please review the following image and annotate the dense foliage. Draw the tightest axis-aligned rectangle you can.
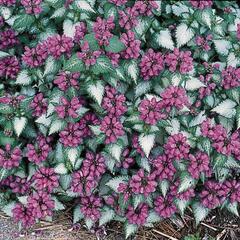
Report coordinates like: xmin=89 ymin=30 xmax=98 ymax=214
xmin=0 ymin=0 xmax=240 ymax=238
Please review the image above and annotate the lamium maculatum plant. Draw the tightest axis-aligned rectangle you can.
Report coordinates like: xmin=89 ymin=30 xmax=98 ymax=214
xmin=0 ymin=0 xmax=240 ymax=238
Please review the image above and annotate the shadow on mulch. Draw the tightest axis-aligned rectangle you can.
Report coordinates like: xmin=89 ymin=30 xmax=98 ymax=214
xmin=0 ymin=209 xmax=239 ymax=240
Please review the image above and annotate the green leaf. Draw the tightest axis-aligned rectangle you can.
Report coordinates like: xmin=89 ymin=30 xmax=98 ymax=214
xmin=91 ymin=56 xmax=112 ymax=74
xmin=15 ymin=70 xmax=32 ymax=85
xmin=2 ymin=201 xmax=16 ymax=217
xmin=160 ymin=180 xmax=169 ymax=197
xmin=63 ymin=54 xmax=84 ymax=72
xmin=54 ymin=163 xmax=68 ymax=174
xmin=107 ymin=143 xmax=123 ymax=162
xmin=44 ymin=56 xmax=61 ymax=76
xmin=83 ymin=33 xmax=99 ymax=51
xmin=179 ymin=172 xmax=195 ymax=193
xmin=49 ymin=119 xmax=66 ymax=135
xmin=192 ymin=202 xmax=209 ymax=225
xmin=87 ymin=81 xmax=105 ymax=105
xmin=59 ymin=174 xmax=72 ymax=190
xmin=133 ymin=194 xmax=144 ymax=209
xmin=105 ymin=36 xmax=125 ymax=53
xmin=175 ymin=199 xmax=189 ymax=215
xmin=135 ymin=81 xmax=152 ymax=98
xmin=146 ymin=210 xmax=161 ymax=223
xmin=211 ymin=99 xmax=236 ymax=118
xmin=236 ymin=106 xmax=240 ymax=129
xmin=13 ymin=14 xmax=34 ymax=31
xmin=52 ymin=197 xmax=65 ymax=211
xmin=13 ymin=117 xmax=27 ymax=137
xmin=138 ymin=134 xmax=155 ymax=158
xmin=226 ymin=202 xmax=239 ymax=217
xmin=124 ymin=223 xmax=138 ymax=239
xmin=123 ymin=60 xmax=139 ymax=84
xmin=65 ymin=147 xmax=81 ymax=167
xmin=99 ymin=207 xmax=115 ymax=226
xmin=74 ymin=0 xmax=96 ymax=13
xmin=106 ymin=176 xmax=128 ymax=192
xmin=0 ymin=51 xmax=10 ymax=59
xmin=73 ymin=205 xmax=84 ymax=223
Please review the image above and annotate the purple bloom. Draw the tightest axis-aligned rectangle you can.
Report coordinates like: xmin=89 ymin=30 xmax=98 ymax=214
xmin=130 ymin=169 xmax=157 ymax=197
xmin=77 ymin=41 xmax=101 ymax=66
xmin=170 ymin=180 xmax=195 ymax=201
xmin=118 ymin=7 xmax=138 ymax=30
xmin=80 ymin=195 xmax=102 ymax=221
xmin=0 ymin=56 xmax=20 ymax=79
xmin=195 ymin=34 xmax=212 ymax=52
xmin=133 ymin=0 xmax=159 ymax=16
xmin=108 ymin=0 xmax=127 ymax=6
xmin=139 ymin=97 xmax=167 ymax=125
xmin=221 ymin=66 xmax=240 ymax=89
xmin=117 ymin=182 xmax=132 ymax=202
xmin=20 ymin=0 xmax=42 ymax=14
xmin=188 ymin=151 xmax=211 ymax=179
xmin=102 ymin=86 xmax=127 ymax=117
xmin=120 ymin=31 xmax=141 ymax=59
xmin=9 ymin=177 xmax=31 ymax=195
xmin=165 ymin=48 xmax=193 ymax=74
xmin=12 ymin=203 xmax=36 ymax=228
xmin=93 ymin=17 xmax=115 ymax=46
xmin=26 ymin=135 xmax=52 ymax=164
xmin=126 ymin=203 xmax=149 ymax=225
xmin=55 ymin=97 xmax=82 ymax=119
xmin=118 ymin=148 xmax=135 ymax=169
xmin=100 ymin=116 xmax=124 ymax=144
xmin=0 ymin=0 xmax=15 ymax=6
xmin=33 ymin=167 xmax=59 ymax=193
xmin=0 ymin=16 xmax=4 ymax=27
xmin=198 ymin=74 xmax=216 ymax=100
xmin=237 ymin=23 xmax=240 ymax=40
xmin=46 ymin=34 xmax=73 ymax=59
xmin=106 ymin=52 xmax=120 ymax=67
xmin=154 ymin=194 xmax=177 ymax=218
xmin=0 ymin=144 xmax=22 ymax=169
xmin=74 ymin=22 xmax=87 ymax=42
xmin=200 ymin=181 xmax=224 ymax=209
xmin=189 ymin=0 xmax=213 ymax=9
xmin=0 ymin=29 xmax=19 ymax=50
xmin=59 ymin=122 xmax=83 ymax=147
xmin=164 ymin=133 xmax=190 ymax=160
xmin=160 ymin=86 xmax=189 ymax=112
xmin=54 ymin=71 xmax=80 ymax=91
xmin=220 ymin=180 xmax=240 ymax=203
xmin=139 ymin=49 xmax=164 ymax=80
xmin=27 ymin=192 xmax=55 ymax=219
xmin=132 ymin=134 xmax=145 ymax=157
xmin=30 ymin=93 xmax=48 ymax=117
xmin=152 ymin=154 xmax=176 ymax=181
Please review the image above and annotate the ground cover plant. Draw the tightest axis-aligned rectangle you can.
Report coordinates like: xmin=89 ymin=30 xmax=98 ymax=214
xmin=0 ymin=0 xmax=240 ymax=238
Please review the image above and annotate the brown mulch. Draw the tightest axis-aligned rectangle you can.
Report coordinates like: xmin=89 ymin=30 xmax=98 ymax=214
xmin=0 ymin=209 xmax=239 ymax=240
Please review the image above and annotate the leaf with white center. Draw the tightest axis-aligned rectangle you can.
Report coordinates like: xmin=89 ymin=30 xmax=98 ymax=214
xmin=135 ymin=81 xmax=152 ymax=98
xmin=160 ymin=180 xmax=169 ymax=197
xmin=185 ymin=77 xmax=206 ymax=91
xmin=124 ymin=60 xmax=139 ymax=84
xmin=139 ymin=134 xmax=155 ymax=158
xmin=106 ymin=176 xmax=128 ymax=192
xmin=145 ymin=94 xmax=161 ymax=101
xmin=189 ymin=111 xmax=206 ymax=127
xmin=179 ymin=173 xmax=195 ymax=193
xmin=52 ymin=197 xmax=65 ymax=211
xmin=66 ymin=148 xmax=79 ymax=166
xmin=133 ymin=194 xmax=144 ymax=209
xmin=2 ymin=201 xmax=16 ymax=217
xmin=125 ymin=223 xmax=138 ymax=239
xmin=75 ymin=0 xmax=95 ymax=13
xmin=172 ymin=3 xmax=189 ymax=16
xmin=108 ymin=144 xmax=122 ymax=162
xmin=211 ymin=99 xmax=236 ymax=118
xmin=16 ymin=70 xmax=32 ymax=85
xmin=13 ymin=117 xmax=27 ymax=137
xmin=89 ymin=125 xmax=102 ymax=135
xmin=0 ymin=51 xmax=10 ymax=59
xmin=51 ymin=7 xmax=66 ymax=19
xmin=73 ymin=205 xmax=84 ymax=223
xmin=213 ymin=40 xmax=232 ymax=56
xmin=85 ymin=218 xmax=94 ymax=230
xmin=200 ymin=9 xmax=213 ymax=28
xmin=227 ymin=52 xmax=240 ymax=67
xmin=176 ymin=23 xmax=194 ymax=48
xmin=146 ymin=210 xmax=161 ymax=223
xmin=88 ymin=81 xmax=104 ymax=105
xmin=92 ymin=56 xmax=112 ymax=74
xmin=171 ymin=73 xmax=181 ymax=86
xmin=36 ymin=114 xmax=52 ymax=127
xmin=155 ymin=29 xmax=174 ymax=50
xmin=175 ymin=199 xmax=188 ymax=215
xmin=134 ymin=17 xmax=152 ymax=39
xmin=59 ymin=174 xmax=72 ymax=190
xmin=99 ymin=207 xmax=115 ymax=226
xmin=137 ymin=157 xmax=151 ymax=172
xmin=165 ymin=118 xmax=180 ymax=135
xmin=0 ymin=6 xmax=11 ymax=20
xmin=192 ymin=202 xmax=209 ymax=225
xmin=17 ymin=196 xmax=28 ymax=205
xmin=44 ymin=56 xmax=60 ymax=76
xmin=236 ymin=107 xmax=240 ymax=129
xmin=49 ymin=119 xmax=66 ymax=135
xmin=54 ymin=163 xmax=68 ymax=174
xmin=63 ymin=19 xmax=75 ymax=38
xmin=226 ymin=202 xmax=239 ymax=217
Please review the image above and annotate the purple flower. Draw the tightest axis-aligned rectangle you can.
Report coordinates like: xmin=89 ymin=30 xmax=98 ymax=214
xmin=0 ymin=56 xmax=20 ymax=79
xmin=220 ymin=180 xmax=240 ymax=203
xmin=54 ymin=71 xmax=80 ymax=91
xmin=154 ymin=194 xmax=177 ymax=218
xmin=164 ymin=133 xmax=190 ymax=160
xmin=221 ymin=66 xmax=240 ymax=90
xmin=12 ymin=203 xmax=36 ymax=228
xmin=82 ymin=152 xmax=106 ymax=178
xmin=126 ymin=203 xmax=149 ymax=225
xmin=118 ymin=148 xmax=135 ymax=169
xmin=200 ymin=119 xmax=225 ymax=140
xmin=93 ymin=16 xmax=115 ymax=46
xmin=27 ymin=192 xmax=55 ymax=219
xmin=198 ymin=74 xmax=216 ymax=100
xmin=100 ymin=116 xmax=124 ymax=144
xmin=120 ymin=31 xmax=141 ymax=59
xmin=79 ymin=112 xmax=100 ymax=138
xmin=22 ymin=43 xmax=48 ymax=68
xmin=0 ymin=144 xmax=22 ymax=169
xmin=9 ymin=177 xmax=31 ymax=195
xmin=55 ymin=97 xmax=82 ymax=119
xmin=188 ymin=151 xmax=211 ymax=179
xmin=108 ymin=0 xmax=127 ymax=6
xmin=165 ymin=48 xmax=193 ymax=74
xmin=139 ymin=49 xmax=164 ymax=80
xmin=160 ymin=86 xmax=189 ymax=112
xmin=0 ymin=16 xmax=4 ymax=27
xmin=117 ymin=182 xmax=131 ymax=202
xmin=80 ymin=195 xmax=103 ymax=221
xmin=26 ymin=135 xmax=52 ymax=164
xmin=133 ymin=0 xmax=158 ymax=16
xmin=106 ymin=52 xmax=120 ymax=67
xmin=20 ymin=0 xmax=42 ymax=14
xmin=71 ymin=169 xmax=97 ymax=196
xmin=189 ymin=0 xmax=213 ymax=9
xmin=30 ymin=93 xmax=48 ymax=117
xmin=118 ymin=7 xmax=138 ymax=30
xmin=102 ymin=86 xmax=127 ymax=117
xmin=130 ymin=169 xmax=157 ymax=197
xmin=237 ymin=23 xmax=240 ymax=40
xmin=74 ymin=22 xmax=87 ymax=42
xmin=152 ymin=154 xmax=176 ymax=181
xmin=139 ymin=97 xmax=167 ymax=125
xmin=195 ymin=34 xmax=212 ymax=52
xmin=0 ymin=29 xmax=19 ymax=50
xmin=33 ymin=167 xmax=59 ymax=193
xmin=132 ymin=134 xmax=145 ymax=157
xmin=200 ymin=181 xmax=224 ymax=209
xmin=170 ymin=180 xmax=195 ymax=201
xmin=46 ymin=34 xmax=73 ymax=59
xmin=59 ymin=122 xmax=83 ymax=147
xmin=0 ymin=0 xmax=15 ymax=6
xmin=0 ymin=94 xmax=24 ymax=107
xmin=77 ymin=41 xmax=101 ymax=66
